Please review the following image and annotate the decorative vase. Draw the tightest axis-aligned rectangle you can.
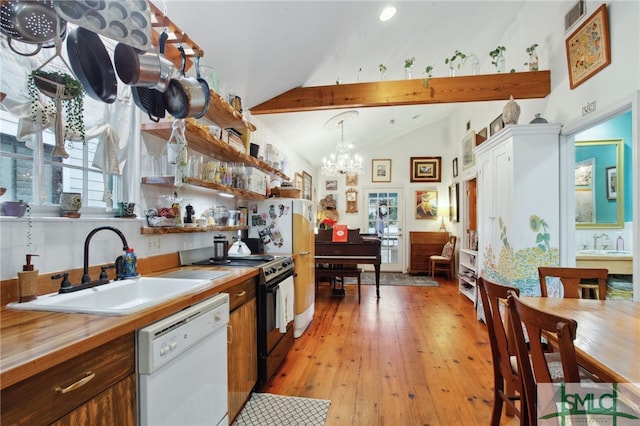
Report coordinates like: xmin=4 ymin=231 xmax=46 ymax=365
xmin=502 ymin=95 xmax=521 ymax=125
xmin=448 ymin=65 xmax=455 ymax=77
xmin=528 ymin=48 xmax=539 ymax=71
xmin=404 ymin=66 xmax=413 ymax=80
xmin=496 ymin=52 xmax=506 ymax=73
xmin=530 ymin=113 xmax=548 ymax=124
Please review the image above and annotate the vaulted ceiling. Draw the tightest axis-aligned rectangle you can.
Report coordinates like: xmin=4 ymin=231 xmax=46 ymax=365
xmin=156 ymin=1 xmax=561 ymax=170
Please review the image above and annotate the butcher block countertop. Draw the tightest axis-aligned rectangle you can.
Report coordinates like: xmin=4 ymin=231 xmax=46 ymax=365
xmin=0 ymin=264 xmax=259 ymax=389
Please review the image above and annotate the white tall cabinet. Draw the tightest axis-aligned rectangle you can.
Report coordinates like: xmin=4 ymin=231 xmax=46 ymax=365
xmin=475 ymin=124 xmax=561 ymax=297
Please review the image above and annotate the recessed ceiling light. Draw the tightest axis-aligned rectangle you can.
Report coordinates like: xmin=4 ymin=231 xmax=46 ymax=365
xmin=379 ymin=6 xmax=396 ymax=22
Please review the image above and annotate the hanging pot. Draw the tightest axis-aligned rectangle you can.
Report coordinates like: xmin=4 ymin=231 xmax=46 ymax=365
xmin=67 ymin=26 xmax=117 ymax=103
xmin=163 ymin=46 xmax=210 ymax=119
xmin=114 ymin=31 xmax=173 ymax=92
xmin=0 ymin=0 xmax=67 ymax=56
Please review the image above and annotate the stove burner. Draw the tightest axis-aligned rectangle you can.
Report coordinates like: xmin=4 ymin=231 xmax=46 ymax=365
xmin=207 ymin=259 xmax=231 ymax=265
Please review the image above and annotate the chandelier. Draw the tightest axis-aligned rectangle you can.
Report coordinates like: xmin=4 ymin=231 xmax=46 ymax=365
xmin=321 ymin=111 xmax=363 ymax=176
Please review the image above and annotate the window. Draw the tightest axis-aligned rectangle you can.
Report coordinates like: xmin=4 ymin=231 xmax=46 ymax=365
xmin=1 ymin=112 xmax=122 ymax=212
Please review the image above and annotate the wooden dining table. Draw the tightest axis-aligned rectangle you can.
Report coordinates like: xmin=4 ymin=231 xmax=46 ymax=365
xmin=519 ymin=297 xmax=640 ymax=393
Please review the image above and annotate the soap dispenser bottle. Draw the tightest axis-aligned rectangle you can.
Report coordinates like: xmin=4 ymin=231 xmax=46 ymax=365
xmin=123 ymin=248 xmax=138 ymax=278
xmin=616 ymin=233 xmax=625 ymax=251
xmin=18 ymin=254 xmax=39 ymax=302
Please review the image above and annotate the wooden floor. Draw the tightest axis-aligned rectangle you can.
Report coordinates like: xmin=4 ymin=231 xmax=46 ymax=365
xmin=262 ymin=277 xmax=518 ymax=426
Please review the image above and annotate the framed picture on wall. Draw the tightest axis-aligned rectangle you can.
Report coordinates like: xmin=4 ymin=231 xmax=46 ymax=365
xmin=410 ymin=157 xmax=441 ymax=182
xmin=606 ymin=166 xmax=617 ymax=200
xmin=452 ymin=157 xmax=458 ymax=178
xmin=415 ymin=190 xmax=438 ymax=220
xmin=461 ymin=131 xmax=476 ymax=170
xmin=565 ymin=4 xmax=611 ymax=89
xmin=302 ymin=171 xmax=312 ymax=201
xmin=346 ymin=174 xmax=358 ymax=186
xmin=490 ymin=115 xmax=504 ymax=136
xmin=325 ymin=180 xmax=338 ymax=191
xmin=449 ymin=183 xmax=459 ymax=222
xmin=294 ymin=172 xmax=303 ymax=189
xmin=372 ymin=159 xmax=391 ymax=182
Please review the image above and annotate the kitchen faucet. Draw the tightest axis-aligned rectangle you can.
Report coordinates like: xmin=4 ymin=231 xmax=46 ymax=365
xmin=592 ymin=233 xmax=609 ymax=250
xmin=82 ymin=226 xmax=130 ymax=284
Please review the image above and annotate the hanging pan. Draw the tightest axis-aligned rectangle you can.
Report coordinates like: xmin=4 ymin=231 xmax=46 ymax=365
xmin=131 ymin=86 xmax=165 ymax=122
xmin=163 ymin=46 xmax=210 ymax=119
xmin=67 ymin=26 xmax=117 ymax=103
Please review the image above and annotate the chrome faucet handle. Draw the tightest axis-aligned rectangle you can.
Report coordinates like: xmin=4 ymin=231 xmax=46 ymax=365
xmin=602 ymin=244 xmax=609 ymax=250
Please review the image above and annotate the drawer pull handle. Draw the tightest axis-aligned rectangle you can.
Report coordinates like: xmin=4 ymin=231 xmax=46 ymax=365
xmin=56 ymin=371 xmax=95 ymax=394
xmin=227 ymin=324 xmax=233 ymax=344
xmin=236 ymin=290 xmax=246 ymax=297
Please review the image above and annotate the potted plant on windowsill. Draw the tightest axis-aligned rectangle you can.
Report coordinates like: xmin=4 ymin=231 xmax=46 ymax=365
xmin=2 ymin=200 xmax=28 ymax=217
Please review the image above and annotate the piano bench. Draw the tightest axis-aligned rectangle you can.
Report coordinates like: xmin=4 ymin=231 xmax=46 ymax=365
xmin=315 ymin=267 xmax=362 ymax=303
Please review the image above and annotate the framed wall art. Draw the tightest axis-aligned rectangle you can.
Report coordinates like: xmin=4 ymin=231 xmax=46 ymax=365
xmin=372 ymin=159 xmax=391 ymax=182
xmin=606 ymin=166 xmax=617 ymax=200
xmin=452 ymin=157 xmax=458 ymax=178
xmin=325 ymin=179 xmax=338 ymax=191
xmin=345 ymin=173 xmax=358 ymax=186
xmin=449 ymin=183 xmax=459 ymax=222
xmin=410 ymin=157 xmax=441 ymax=182
xmin=294 ymin=172 xmax=303 ymax=189
xmin=490 ymin=114 xmax=504 ymax=136
xmin=415 ymin=190 xmax=438 ymax=220
xmin=461 ymin=131 xmax=476 ymax=170
xmin=565 ymin=4 xmax=611 ymax=89
xmin=302 ymin=171 xmax=312 ymax=201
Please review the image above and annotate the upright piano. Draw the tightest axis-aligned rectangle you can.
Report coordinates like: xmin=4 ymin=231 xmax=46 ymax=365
xmin=315 ymin=228 xmax=382 ymax=298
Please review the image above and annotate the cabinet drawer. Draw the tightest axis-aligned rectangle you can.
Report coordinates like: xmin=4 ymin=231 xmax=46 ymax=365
xmin=227 ymin=278 xmax=256 ymax=311
xmin=2 ymin=333 xmax=135 ymax=426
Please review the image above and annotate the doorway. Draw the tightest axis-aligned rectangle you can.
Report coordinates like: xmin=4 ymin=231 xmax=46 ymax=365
xmin=562 ymin=98 xmax=637 ymax=301
xmin=364 ymin=189 xmax=404 ymax=271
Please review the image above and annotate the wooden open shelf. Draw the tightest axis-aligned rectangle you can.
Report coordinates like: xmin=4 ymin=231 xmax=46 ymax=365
xmin=141 ymin=176 xmax=268 ymax=200
xmin=252 ymin=71 xmax=551 ymax=114
xmin=140 ymin=225 xmax=247 ymax=235
xmin=141 ymin=121 xmax=288 ymax=181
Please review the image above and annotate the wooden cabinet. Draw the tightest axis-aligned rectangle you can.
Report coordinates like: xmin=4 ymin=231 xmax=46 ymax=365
xmin=458 ymin=249 xmax=478 ymax=303
xmin=1 ymin=334 xmax=135 ymax=425
xmin=475 ymin=124 xmax=561 ymax=298
xmin=227 ymin=278 xmax=258 ymax=423
xmin=408 ymin=232 xmax=450 ymax=274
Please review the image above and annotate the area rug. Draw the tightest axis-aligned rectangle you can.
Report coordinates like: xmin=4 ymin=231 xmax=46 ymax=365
xmin=345 ymin=272 xmax=439 ymax=287
xmin=232 ymin=393 xmax=330 ymax=426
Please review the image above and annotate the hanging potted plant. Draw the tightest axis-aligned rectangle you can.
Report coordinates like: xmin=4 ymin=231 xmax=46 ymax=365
xmin=27 ymin=70 xmax=86 ymax=142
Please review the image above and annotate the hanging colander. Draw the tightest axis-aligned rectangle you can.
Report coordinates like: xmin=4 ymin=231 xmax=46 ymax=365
xmin=0 ymin=0 xmax=67 ymax=56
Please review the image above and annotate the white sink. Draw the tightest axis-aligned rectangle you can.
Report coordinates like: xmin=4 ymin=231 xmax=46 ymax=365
xmin=577 ymin=249 xmax=632 ymax=256
xmin=7 ymin=277 xmax=218 ymax=316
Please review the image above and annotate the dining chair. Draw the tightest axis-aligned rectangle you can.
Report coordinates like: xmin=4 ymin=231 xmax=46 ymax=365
xmin=430 ymin=235 xmax=456 ymax=279
xmin=506 ymin=293 xmax=599 ymax=425
xmin=538 ymin=266 xmax=608 ymax=300
xmin=478 ymin=277 xmax=527 ymax=426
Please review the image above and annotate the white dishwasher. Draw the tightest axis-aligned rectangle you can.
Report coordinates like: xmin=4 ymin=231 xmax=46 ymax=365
xmin=137 ymin=293 xmax=229 ymax=426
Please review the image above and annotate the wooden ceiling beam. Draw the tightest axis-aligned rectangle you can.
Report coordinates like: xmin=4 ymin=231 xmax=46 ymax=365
xmin=251 ymin=71 xmax=550 ymax=114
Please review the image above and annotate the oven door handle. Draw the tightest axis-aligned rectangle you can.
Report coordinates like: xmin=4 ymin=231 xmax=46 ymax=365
xmin=265 ymin=273 xmax=295 ymax=293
